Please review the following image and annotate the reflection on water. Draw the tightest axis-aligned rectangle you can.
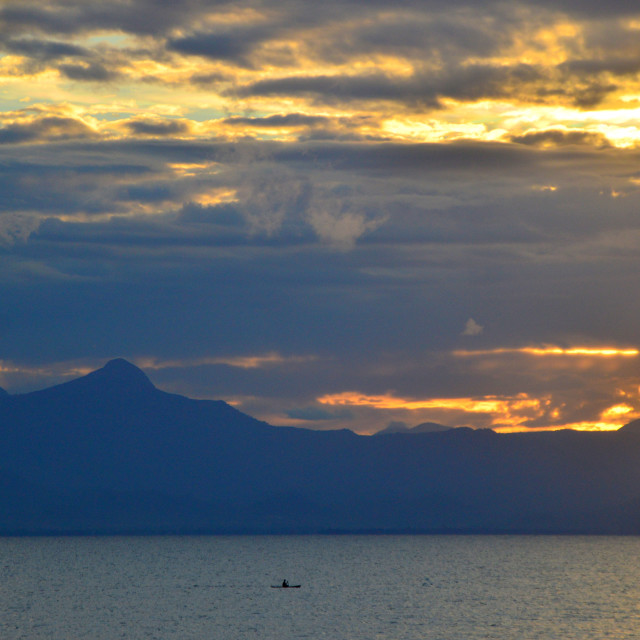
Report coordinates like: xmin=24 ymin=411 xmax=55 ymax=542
xmin=1 ymin=535 xmax=640 ymax=639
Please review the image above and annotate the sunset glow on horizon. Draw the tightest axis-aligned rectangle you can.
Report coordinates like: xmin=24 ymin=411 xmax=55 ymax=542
xmin=317 ymin=390 xmax=640 ymax=433
xmin=454 ymin=347 xmax=640 ymax=358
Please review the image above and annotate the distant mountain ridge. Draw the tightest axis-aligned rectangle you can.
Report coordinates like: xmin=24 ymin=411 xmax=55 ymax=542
xmin=2 ymin=359 xmax=640 ymax=534
xmin=375 ymin=421 xmax=453 ymax=435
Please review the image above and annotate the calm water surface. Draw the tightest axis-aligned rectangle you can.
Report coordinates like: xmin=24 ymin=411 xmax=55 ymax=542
xmin=1 ymin=535 xmax=640 ymax=639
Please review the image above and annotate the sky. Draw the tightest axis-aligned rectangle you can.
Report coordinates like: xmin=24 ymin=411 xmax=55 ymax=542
xmin=3 ymin=0 xmax=640 ymax=434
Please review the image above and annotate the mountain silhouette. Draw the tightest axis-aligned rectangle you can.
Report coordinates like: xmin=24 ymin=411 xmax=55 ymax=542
xmin=375 ymin=421 xmax=452 ymax=435
xmin=618 ymin=418 xmax=640 ymax=433
xmin=2 ymin=359 xmax=640 ymax=534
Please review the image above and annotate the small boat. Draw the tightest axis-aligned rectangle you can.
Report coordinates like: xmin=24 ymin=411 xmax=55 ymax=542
xmin=271 ymin=583 xmax=301 ymax=588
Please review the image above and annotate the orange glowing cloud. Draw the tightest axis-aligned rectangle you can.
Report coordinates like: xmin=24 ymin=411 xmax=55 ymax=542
xmin=317 ymin=389 xmax=640 ymax=433
xmin=453 ymin=346 xmax=639 ymax=357
xmin=317 ymin=391 xmax=542 ymax=420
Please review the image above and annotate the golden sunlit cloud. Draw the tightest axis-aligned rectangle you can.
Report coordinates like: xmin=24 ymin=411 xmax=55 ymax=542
xmin=601 ymin=403 xmax=634 ymax=419
xmin=493 ymin=422 xmax=622 ymax=433
xmin=136 ymin=353 xmax=317 ymax=370
xmin=192 ymin=189 xmax=237 ymax=207
xmin=318 ymin=389 xmax=640 ymax=433
xmin=168 ymin=161 xmax=220 ymax=177
xmin=317 ymin=390 xmax=533 ymax=413
xmin=453 ymin=346 xmax=639 ymax=357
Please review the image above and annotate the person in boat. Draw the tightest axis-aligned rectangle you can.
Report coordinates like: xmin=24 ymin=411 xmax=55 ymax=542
xmin=282 ymin=579 xmax=289 ymax=588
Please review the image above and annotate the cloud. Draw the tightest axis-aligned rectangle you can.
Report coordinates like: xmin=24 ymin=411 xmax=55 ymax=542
xmin=232 ymin=72 xmax=443 ymax=109
xmin=1 ymin=37 xmax=87 ymax=59
xmin=0 ymin=213 xmax=40 ymax=245
xmin=0 ymin=116 xmax=95 ymax=144
xmin=58 ymin=61 xmax=119 ymax=81
xmin=135 ymin=353 xmax=317 ymax=371
xmin=454 ymin=346 xmax=640 ymax=358
xmin=0 ymin=1 xmax=225 ymax=37
xmin=167 ymin=23 xmax=280 ymax=66
xmin=315 ymin=377 xmax=640 ymax=432
xmin=233 ymin=61 xmax=624 ymax=111
xmin=532 ymin=0 xmax=640 ymax=18
xmin=223 ymin=113 xmax=331 ymax=128
xmin=510 ymin=129 xmax=612 ymax=148
xmin=307 ymin=200 xmax=383 ymax=249
xmin=125 ymin=118 xmax=191 ymax=137
xmin=231 ymin=167 xmax=311 ymax=235
xmin=178 ymin=202 xmax=245 ymax=227
xmin=285 ymin=406 xmax=353 ymax=421
xmin=462 ymin=318 xmax=483 ymax=336
xmin=0 ymin=34 xmax=123 ymax=81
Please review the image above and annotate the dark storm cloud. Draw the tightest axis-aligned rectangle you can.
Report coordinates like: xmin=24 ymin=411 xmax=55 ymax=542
xmin=167 ymin=24 xmax=279 ymax=64
xmin=313 ymin=10 xmax=514 ymax=64
xmin=58 ymin=61 xmax=119 ymax=81
xmin=560 ymin=58 xmax=640 ymax=77
xmin=2 ymin=0 xmax=639 ymax=44
xmin=190 ymin=71 xmax=228 ymax=86
xmin=32 ymin=216 xmax=204 ymax=250
xmin=0 ymin=35 xmax=124 ymax=82
xmin=0 ymin=116 xmax=94 ymax=144
xmin=125 ymin=119 xmax=191 ymax=137
xmin=272 ymin=140 xmax=534 ymax=174
xmin=0 ymin=1 xmax=440 ymax=39
xmin=0 ymin=149 xmax=155 ymax=216
xmin=1 ymin=37 xmax=87 ymax=59
xmin=510 ymin=129 xmax=612 ymax=148
xmin=442 ymin=64 xmax=546 ymax=101
xmin=168 ymin=32 xmax=252 ymax=62
xmin=530 ymin=0 xmax=640 ymax=17
xmin=0 ymin=1 xmax=233 ymax=37
xmin=178 ymin=202 xmax=245 ymax=227
xmin=223 ymin=114 xmax=331 ymax=128
xmin=233 ymin=63 xmax=554 ymax=109
xmin=566 ymin=84 xmax=619 ymax=109
xmin=232 ymin=73 xmax=442 ymax=108
xmin=0 ymin=4 xmax=89 ymax=35
xmin=29 ymin=210 xmax=312 ymax=257
xmin=234 ymin=63 xmax=624 ymax=110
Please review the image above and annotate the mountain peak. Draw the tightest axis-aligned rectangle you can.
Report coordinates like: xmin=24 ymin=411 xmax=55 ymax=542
xmin=91 ymin=358 xmax=155 ymax=391
xmin=18 ymin=358 xmax=157 ymax=405
xmin=102 ymin=358 xmax=145 ymax=375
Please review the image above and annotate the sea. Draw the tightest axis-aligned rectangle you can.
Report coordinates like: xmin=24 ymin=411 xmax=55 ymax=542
xmin=1 ymin=535 xmax=639 ymax=640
